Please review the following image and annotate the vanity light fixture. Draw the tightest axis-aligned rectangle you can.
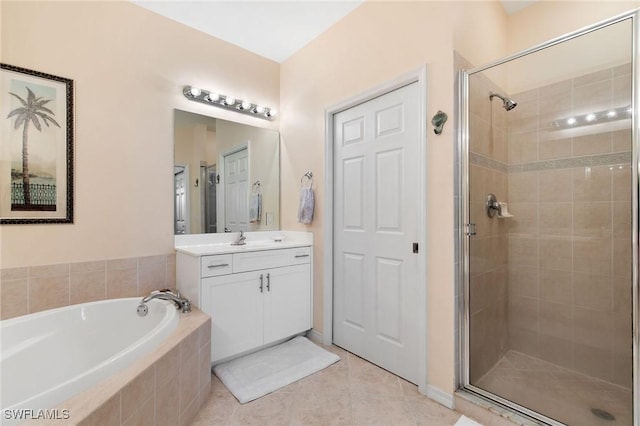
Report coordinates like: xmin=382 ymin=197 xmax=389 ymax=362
xmin=183 ymin=85 xmax=276 ymax=121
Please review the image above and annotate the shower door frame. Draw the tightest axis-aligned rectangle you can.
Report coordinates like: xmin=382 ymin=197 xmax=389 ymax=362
xmin=457 ymin=9 xmax=639 ymax=426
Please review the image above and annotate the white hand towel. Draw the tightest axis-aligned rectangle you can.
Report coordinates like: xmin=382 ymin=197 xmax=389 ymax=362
xmin=297 ymin=187 xmax=314 ymax=224
xmin=249 ymin=193 xmax=262 ymax=223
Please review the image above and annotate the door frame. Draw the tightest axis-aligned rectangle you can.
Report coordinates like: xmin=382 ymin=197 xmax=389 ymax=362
xmin=174 ymin=164 xmax=190 ymax=234
xmin=323 ymin=66 xmax=428 ymax=393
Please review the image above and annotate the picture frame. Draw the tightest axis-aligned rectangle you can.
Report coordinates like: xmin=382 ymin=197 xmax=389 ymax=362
xmin=0 ymin=63 xmax=74 ymax=224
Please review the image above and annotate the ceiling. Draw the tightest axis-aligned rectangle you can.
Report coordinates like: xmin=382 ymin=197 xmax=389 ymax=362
xmin=132 ymin=0 xmax=536 ymax=63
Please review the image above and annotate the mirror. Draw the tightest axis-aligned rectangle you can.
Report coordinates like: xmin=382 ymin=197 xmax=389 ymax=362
xmin=174 ymin=109 xmax=280 ymax=234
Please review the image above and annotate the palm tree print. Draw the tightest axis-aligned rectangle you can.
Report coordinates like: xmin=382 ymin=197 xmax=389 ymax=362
xmin=7 ymin=87 xmax=60 ymax=206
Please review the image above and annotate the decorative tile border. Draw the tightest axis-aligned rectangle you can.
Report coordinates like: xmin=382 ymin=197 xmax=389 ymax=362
xmin=509 ymin=151 xmax=632 ymax=173
xmin=469 ymin=152 xmax=508 ymax=173
xmin=470 ymin=151 xmax=632 ymax=174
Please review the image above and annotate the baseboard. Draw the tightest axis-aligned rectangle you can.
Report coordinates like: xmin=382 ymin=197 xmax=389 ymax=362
xmin=306 ymin=329 xmax=323 ymax=344
xmin=426 ymin=385 xmax=455 ymax=409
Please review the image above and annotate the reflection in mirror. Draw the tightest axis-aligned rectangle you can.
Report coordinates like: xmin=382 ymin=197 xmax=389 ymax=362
xmin=174 ymin=109 xmax=280 ymax=235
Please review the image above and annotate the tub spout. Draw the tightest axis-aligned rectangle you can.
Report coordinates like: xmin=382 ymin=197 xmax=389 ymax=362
xmin=140 ymin=289 xmax=191 ymax=314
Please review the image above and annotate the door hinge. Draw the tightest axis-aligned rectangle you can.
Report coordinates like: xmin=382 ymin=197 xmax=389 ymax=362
xmin=465 ymin=223 xmax=477 ymax=236
xmin=412 ymin=243 xmax=419 ymax=254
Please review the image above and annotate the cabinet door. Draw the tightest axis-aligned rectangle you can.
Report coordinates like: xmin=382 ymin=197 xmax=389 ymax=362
xmin=263 ymin=264 xmax=311 ymax=344
xmin=202 ymin=272 xmax=264 ymax=363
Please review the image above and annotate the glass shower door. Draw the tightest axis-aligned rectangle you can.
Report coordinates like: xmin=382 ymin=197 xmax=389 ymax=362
xmin=464 ymin=14 xmax=635 ymax=426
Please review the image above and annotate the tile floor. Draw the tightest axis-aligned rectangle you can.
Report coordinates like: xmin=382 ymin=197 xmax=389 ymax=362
xmin=191 ymin=344 xmax=466 ymax=426
xmin=475 ymin=351 xmax=633 ymax=426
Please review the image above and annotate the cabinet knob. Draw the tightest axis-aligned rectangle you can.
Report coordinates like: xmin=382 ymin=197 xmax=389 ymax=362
xmin=259 ymin=274 xmax=264 ymax=293
xmin=266 ymin=273 xmax=271 ymax=291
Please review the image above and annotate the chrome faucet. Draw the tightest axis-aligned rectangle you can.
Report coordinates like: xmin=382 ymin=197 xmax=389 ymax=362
xmin=231 ymin=230 xmax=247 ymax=246
xmin=138 ymin=289 xmax=191 ymax=315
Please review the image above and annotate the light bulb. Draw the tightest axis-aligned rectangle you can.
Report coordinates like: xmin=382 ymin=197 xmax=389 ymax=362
xmin=208 ymin=92 xmax=219 ymax=102
xmin=585 ymin=113 xmax=596 ymax=122
xmin=265 ymin=109 xmax=277 ymax=118
xmin=241 ymin=101 xmax=251 ymax=110
xmin=224 ymin=96 xmax=236 ymax=106
xmin=254 ymin=105 xmax=265 ymax=114
xmin=566 ymin=117 xmax=577 ymax=125
xmin=606 ymin=110 xmax=617 ymax=118
xmin=189 ymin=87 xmax=201 ymax=97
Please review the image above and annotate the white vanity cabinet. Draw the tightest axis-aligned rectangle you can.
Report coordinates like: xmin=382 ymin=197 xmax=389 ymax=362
xmin=176 ymin=243 xmax=312 ymax=364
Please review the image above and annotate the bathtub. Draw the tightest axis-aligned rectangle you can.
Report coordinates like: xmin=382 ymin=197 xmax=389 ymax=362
xmin=0 ymin=297 xmax=178 ymax=421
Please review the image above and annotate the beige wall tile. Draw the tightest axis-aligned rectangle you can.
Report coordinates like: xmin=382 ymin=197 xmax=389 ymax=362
xmin=538 ymin=335 xmax=573 ymax=370
xmin=179 ymin=353 xmax=200 ymax=414
xmin=538 ymin=169 xmax=572 ymax=202
xmin=156 ymin=345 xmax=180 ymax=388
xmin=1 ymin=279 xmax=28 ymax=319
xmin=30 ymin=263 xmax=69 ymax=278
xmin=121 ymin=365 xmax=155 ymax=421
xmin=573 ymin=273 xmax=612 ymax=312
xmin=573 ymin=343 xmax=612 ymax=382
xmin=538 ymin=134 xmax=572 ymax=160
xmin=509 ymin=171 xmax=537 ymax=202
xmin=1 ymin=267 xmax=28 ymax=281
xmin=507 ymin=89 xmax=538 ymax=134
xmin=572 ymin=133 xmax=611 ymax=157
xmin=613 ymin=74 xmax=632 ymax=105
xmin=539 ymin=238 xmax=572 ymax=271
xmin=70 ymin=260 xmax=106 ymax=273
xmin=70 ymin=270 xmax=106 ymax=305
xmin=29 ymin=275 xmax=69 ymax=313
xmin=138 ymin=262 xmax=167 ymax=296
xmin=539 ymin=301 xmax=572 ymax=340
xmin=573 ymin=80 xmax=612 ymax=113
xmin=612 ymin=128 xmax=632 ymax=152
xmin=508 ymin=296 xmax=538 ymax=333
xmin=613 ymin=238 xmax=632 ymax=279
xmin=574 ymin=68 xmax=611 ymax=87
xmin=107 ymin=258 xmax=138 ymax=271
xmin=573 ymin=202 xmax=611 ymax=238
xmin=539 ymin=269 xmax=572 ymax=304
xmin=507 ymin=202 xmax=537 ymax=235
xmin=509 ymin=329 xmax=539 ymax=356
xmin=573 ymin=307 xmax=612 ymax=350
xmin=539 ymin=202 xmax=572 ymax=236
xmin=573 ymin=238 xmax=611 ymax=275
xmin=612 ymin=164 xmax=631 ymax=202
xmin=573 ymin=166 xmax=612 ymax=202
xmin=508 ymin=266 xmax=538 ymax=299
xmin=508 ymin=236 xmax=538 ymax=268
xmin=156 ymin=377 xmax=180 ymax=425
xmin=78 ymin=393 xmax=121 ymax=426
xmin=180 ymin=329 xmax=200 ymax=364
xmin=122 ymin=394 xmax=155 ymax=426
xmin=107 ymin=268 xmax=137 ymax=299
xmin=613 ymin=202 xmax=631 ymax=239
xmin=613 ymin=276 xmax=632 ymax=315
xmin=508 ymin=130 xmax=538 ymax=164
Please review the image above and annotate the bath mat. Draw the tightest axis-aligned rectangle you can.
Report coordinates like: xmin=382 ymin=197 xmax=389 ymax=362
xmin=454 ymin=415 xmax=483 ymax=426
xmin=213 ymin=336 xmax=340 ymax=403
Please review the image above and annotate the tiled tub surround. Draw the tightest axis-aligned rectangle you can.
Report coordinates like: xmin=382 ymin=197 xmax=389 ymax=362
xmin=0 ymin=254 xmax=176 ymax=320
xmin=29 ymin=308 xmax=211 ymax=426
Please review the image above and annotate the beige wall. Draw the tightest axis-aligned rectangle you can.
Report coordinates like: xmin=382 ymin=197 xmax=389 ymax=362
xmin=279 ymin=0 xmax=509 ymax=395
xmin=0 ymin=1 xmax=279 ymax=268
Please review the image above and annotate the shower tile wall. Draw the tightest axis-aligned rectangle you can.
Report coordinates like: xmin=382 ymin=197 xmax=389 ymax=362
xmin=468 ymin=72 xmax=509 ymax=382
xmin=506 ymin=63 xmax=632 ymax=388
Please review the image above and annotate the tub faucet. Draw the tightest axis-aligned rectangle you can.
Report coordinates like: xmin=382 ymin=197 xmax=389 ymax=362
xmin=139 ymin=289 xmax=191 ymax=314
xmin=231 ymin=230 xmax=246 ymax=246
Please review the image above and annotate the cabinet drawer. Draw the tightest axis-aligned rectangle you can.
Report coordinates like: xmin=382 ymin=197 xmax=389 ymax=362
xmin=290 ymin=247 xmax=311 ymax=265
xmin=201 ymin=254 xmax=233 ymax=277
xmin=233 ymin=250 xmax=290 ymax=273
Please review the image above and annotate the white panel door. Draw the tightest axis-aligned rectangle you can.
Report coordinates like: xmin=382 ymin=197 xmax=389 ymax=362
xmin=174 ymin=167 xmax=188 ymax=234
xmin=224 ymin=149 xmax=249 ymax=232
xmin=333 ymin=82 xmax=420 ymax=383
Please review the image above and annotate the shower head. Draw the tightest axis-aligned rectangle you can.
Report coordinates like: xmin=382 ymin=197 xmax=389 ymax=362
xmin=489 ymin=92 xmax=518 ymax=111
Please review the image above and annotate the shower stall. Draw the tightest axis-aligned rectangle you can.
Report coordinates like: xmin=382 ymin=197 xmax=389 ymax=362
xmin=459 ymin=10 xmax=638 ymax=426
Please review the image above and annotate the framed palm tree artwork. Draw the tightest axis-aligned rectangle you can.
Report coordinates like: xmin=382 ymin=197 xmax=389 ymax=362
xmin=1 ymin=63 xmax=73 ymax=224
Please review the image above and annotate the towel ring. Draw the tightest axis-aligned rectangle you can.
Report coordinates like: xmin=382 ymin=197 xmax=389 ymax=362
xmin=252 ymin=181 xmax=261 ymax=193
xmin=301 ymin=171 xmax=313 ymax=188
